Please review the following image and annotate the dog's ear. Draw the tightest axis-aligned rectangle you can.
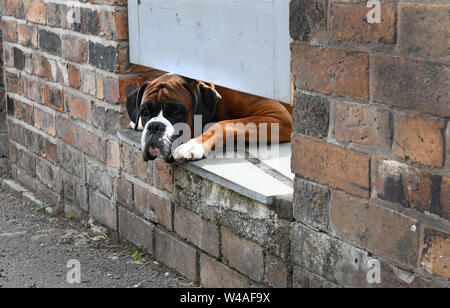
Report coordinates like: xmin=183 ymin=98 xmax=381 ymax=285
xmin=184 ymin=81 xmax=221 ymax=127
xmin=125 ymin=82 xmax=149 ymax=128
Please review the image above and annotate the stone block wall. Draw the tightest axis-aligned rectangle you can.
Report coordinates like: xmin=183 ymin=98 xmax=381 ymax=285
xmin=290 ymin=0 xmax=449 ymax=287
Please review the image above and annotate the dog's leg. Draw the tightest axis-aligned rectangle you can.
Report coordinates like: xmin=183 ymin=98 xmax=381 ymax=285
xmin=172 ymin=116 xmax=292 ymax=162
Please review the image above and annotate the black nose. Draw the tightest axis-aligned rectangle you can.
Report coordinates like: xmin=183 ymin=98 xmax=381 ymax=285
xmin=147 ymin=121 xmax=166 ymax=134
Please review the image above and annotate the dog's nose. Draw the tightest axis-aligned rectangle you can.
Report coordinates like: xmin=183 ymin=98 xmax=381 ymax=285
xmin=147 ymin=121 xmax=166 ymax=134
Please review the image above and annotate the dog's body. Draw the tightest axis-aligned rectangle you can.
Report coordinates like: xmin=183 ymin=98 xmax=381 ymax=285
xmin=126 ymin=73 xmax=293 ymax=163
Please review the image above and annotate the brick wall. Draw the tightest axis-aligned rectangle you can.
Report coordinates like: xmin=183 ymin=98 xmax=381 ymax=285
xmin=0 ymin=13 xmax=9 ymax=175
xmin=0 ymin=0 xmax=292 ymax=288
xmin=1 ymin=0 xmax=448 ymax=288
xmin=290 ymin=0 xmax=449 ymax=287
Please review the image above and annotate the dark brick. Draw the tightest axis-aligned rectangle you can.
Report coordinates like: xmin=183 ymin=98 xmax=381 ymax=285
xmin=293 ymin=178 xmax=330 ymax=231
xmin=293 ymin=266 xmax=338 ymax=288
xmin=399 ymin=1 xmax=449 ymax=59
xmin=292 ymin=91 xmax=329 ymax=138
xmin=331 ymin=191 xmax=420 ymax=267
xmin=372 ymin=55 xmax=449 ymax=117
xmin=89 ymin=42 xmax=117 ymax=72
xmin=13 ymin=48 xmax=25 ymax=70
xmin=38 ymin=30 xmax=61 ymax=55
xmin=290 ymin=0 xmax=327 ymax=42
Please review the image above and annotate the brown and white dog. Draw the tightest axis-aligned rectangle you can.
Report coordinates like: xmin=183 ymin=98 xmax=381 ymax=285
xmin=126 ymin=73 xmax=293 ymax=163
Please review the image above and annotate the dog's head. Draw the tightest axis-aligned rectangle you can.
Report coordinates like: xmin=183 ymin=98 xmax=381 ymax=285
xmin=126 ymin=74 xmax=221 ymax=163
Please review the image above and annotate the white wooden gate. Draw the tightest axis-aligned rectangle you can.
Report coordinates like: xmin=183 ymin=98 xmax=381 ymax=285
xmin=128 ymin=0 xmax=291 ymax=103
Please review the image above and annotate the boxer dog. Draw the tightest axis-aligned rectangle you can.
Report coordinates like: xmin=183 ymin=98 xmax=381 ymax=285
xmin=126 ymin=73 xmax=293 ymax=163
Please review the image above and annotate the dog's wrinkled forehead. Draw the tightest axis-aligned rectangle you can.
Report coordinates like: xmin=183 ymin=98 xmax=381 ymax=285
xmin=143 ymin=75 xmax=194 ymax=108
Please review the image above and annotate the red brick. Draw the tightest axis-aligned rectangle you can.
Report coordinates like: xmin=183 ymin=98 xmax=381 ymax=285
xmin=134 ymin=184 xmax=172 ymax=230
xmin=331 ymin=191 xmax=420 ymax=267
xmin=2 ymin=19 xmax=17 ymax=42
xmin=420 ymin=227 xmax=449 ymax=281
xmin=41 ymin=84 xmax=64 ymax=112
xmin=99 ymin=10 xmax=128 ymax=40
xmin=4 ymin=72 xmax=20 ymax=94
xmin=14 ymin=99 xmax=34 ymax=125
xmin=68 ymin=65 xmax=81 ymax=89
xmin=399 ymin=1 xmax=449 ymax=60
xmin=153 ymin=159 xmax=173 ymax=192
xmin=17 ymin=23 xmax=38 ymax=48
xmin=32 ymin=54 xmax=52 ymax=80
xmin=174 ymin=207 xmax=219 ymax=257
xmin=334 ymin=101 xmax=392 ymax=149
xmin=393 ymin=113 xmax=444 ymax=168
xmin=329 ymin=1 xmax=396 ymax=44
xmin=65 ymin=93 xmax=89 ymax=121
xmin=200 ymin=255 xmax=250 ymax=288
xmin=221 ymin=228 xmax=264 ymax=282
xmin=291 ymin=44 xmax=370 ymax=100
xmin=44 ymin=140 xmax=57 ymax=163
xmin=118 ymin=207 xmax=154 ymax=252
xmin=79 ymin=127 xmax=105 ymax=161
xmin=154 ymin=228 xmax=197 ymax=281
xmin=26 ymin=0 xmax=47 ymax=24
xmin=292 ymin=134 xmax=371 ymax=198
xmin=56 ymin=116 xmax=77 ymax=147
xmin=106 ymin=139 xmax=120 ymax=169
xmin=34 ymin=107 xmax=56 ymax=136
xmin=372 ymin=55 xmax=449 ymax=117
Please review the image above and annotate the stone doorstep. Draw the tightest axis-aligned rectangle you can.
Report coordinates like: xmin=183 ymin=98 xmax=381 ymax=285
xmin=118 ymin=129 xmax=294 ymax=205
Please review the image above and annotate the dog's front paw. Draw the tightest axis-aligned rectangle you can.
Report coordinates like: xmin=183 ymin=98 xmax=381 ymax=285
xmin=172 ymin=139 xmax=205 ymax=162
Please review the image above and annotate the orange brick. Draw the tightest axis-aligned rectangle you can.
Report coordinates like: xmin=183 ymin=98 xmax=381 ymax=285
xmin=291 ymin=44 xmax=370 ymax=100
xmin=292 ymin=134 xmax=371 ymax=198
xmin=26 ymin=0 xmax=46 ymax=24
xmin=333 ymin=101 xmax=392 ymax=149
xmin=330 ymin=1 xmax=396 ymax=44
xmin=65 ymin=93 xmax=89 ymax=121
xmin=393 ymin=113 xmax=444 ymax=168
xmin=68 ymin=65 xmax=80 ymax=89
xmin=420 ymin=227 xmax=450 ymax=281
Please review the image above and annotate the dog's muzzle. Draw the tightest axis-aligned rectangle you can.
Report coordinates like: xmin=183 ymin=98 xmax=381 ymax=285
xmin=141 ymin=113 xmax=176 ymax=163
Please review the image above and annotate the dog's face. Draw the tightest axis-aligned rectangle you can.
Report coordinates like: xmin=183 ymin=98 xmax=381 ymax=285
xmin=126 ymin=74 xmax=221 ymax=163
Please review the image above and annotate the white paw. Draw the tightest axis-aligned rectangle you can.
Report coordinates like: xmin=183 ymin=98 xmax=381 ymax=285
xmin=172 ymin=139 xmax=205 ymax=162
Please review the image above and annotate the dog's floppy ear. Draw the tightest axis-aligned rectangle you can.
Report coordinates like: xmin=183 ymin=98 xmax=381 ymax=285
xmin=125 ymin=82 xmax=149 ymax=129
xmin=184 ymin=81 xmax=221 ymax=128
